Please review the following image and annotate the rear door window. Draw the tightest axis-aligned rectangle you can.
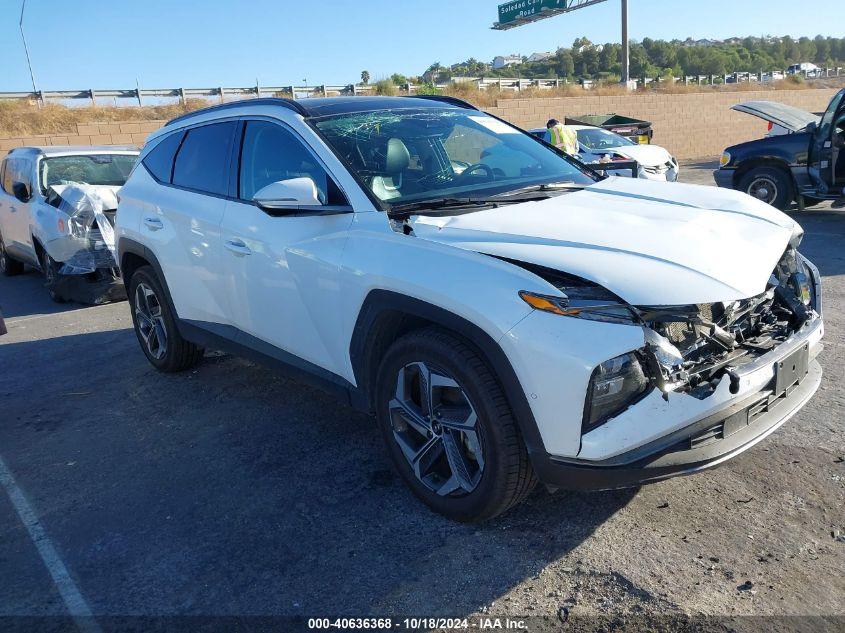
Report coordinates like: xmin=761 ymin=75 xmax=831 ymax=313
xmin=172 ymin=122 xmax=237 ymax=196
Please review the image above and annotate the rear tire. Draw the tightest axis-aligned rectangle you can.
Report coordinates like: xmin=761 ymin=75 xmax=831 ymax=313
xmin=738 ymin=166 xmax=793 ymax=210
xmin=128 ymin=266 xmax=204 ymax=372
xmin=0 ymin=236 xmax=25 ymax=277
xmin=41 ymin=251 xmax=67 ymax=303
xmin=375 ymin=327 xmax=537 ymax=522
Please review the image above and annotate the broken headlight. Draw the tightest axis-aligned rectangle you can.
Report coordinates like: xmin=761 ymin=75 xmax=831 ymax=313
xmin=583 ymin=352 xmax=650 ymax=432
xmin=519 ymin=288 xmax=636 ymax=325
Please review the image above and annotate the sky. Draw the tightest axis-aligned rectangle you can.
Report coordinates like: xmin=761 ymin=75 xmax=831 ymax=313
xmin=0 ymin=0 xmax=841 ymax=92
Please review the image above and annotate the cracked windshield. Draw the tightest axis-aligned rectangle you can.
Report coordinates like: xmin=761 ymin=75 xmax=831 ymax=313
xmin=314 ymin=108 xmax=595 ymax=206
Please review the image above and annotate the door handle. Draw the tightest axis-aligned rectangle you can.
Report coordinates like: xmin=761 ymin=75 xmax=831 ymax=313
xmin=143 ymin=217 xmax=164 ymax=231
xmin=224 ymin=239 xmax=252 ymax=256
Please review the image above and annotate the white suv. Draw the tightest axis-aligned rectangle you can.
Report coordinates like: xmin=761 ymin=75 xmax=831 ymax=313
xmin=116 ymin=97 xmax=824 ymax=521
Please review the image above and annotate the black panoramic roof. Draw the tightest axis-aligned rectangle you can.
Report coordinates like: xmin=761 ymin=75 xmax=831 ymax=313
xmin=165 ymin=95 xmax=476 ymax=127
xmin=298 ymin=95 xmax=477 ymax=117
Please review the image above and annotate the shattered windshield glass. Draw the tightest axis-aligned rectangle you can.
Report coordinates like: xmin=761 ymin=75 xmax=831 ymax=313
xmin=313 ymin=108 xmax=595 ymax=206
xmin=39 ymin=154 xmax=137 ymax=195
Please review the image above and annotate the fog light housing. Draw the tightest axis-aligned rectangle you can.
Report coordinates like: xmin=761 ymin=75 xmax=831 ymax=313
xmin=583 ymin=352 xmax=650 ymax=433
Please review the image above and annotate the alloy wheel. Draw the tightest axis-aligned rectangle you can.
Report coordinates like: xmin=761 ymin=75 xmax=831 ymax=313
xmin=388 ymin=362 xmax=484 ymax=497
xmin=747 ymin=176 xmax=778 ymax=204
xmin=134 ymin=282 xmax=168 ymax=360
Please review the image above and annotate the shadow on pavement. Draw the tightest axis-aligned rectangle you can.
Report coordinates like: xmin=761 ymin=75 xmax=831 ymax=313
xmin=0 ymin=270 xmax=126 ymax=320
xmin=0 ymin=329 xmax=633 ymax=617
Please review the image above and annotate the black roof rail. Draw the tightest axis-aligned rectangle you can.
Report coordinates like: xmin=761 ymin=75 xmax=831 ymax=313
xmin=404 ymin=94 xmax=479 ymax=110
xmin=165 ymin=97 xmax=309 ymax=127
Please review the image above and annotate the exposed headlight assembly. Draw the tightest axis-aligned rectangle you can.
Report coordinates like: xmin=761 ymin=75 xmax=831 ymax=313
xmin=719 ymin=151 xmax=732 ymax=167
xmin=583 ymin=352 xmax=650 ymax=432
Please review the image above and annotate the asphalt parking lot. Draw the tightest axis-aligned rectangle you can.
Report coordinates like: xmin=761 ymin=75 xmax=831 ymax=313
xmin=0 ymin=160 xmax=843 ymax=631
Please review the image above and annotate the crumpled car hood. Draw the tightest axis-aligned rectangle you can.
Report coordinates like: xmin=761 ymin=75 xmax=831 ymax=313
xmin=410 ymin=177 xmax=797 ymax=306
xmin=609 ymin=143 xmax=673 ymax=167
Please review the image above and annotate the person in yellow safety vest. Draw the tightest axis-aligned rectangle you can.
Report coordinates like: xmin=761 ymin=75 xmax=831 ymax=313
xmin=545 ymin=119 xmax=579 ymax=156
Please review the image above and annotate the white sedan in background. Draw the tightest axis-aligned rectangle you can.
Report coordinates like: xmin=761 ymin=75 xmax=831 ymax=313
xmin=531 ymin=125 xmax=679 ymax=182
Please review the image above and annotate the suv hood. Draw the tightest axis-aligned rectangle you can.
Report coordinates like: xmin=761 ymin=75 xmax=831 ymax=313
xmin=731 ymin=100 xmax=820 ymax=132
xmin=410 ymin=177 xmax=797 ymax=306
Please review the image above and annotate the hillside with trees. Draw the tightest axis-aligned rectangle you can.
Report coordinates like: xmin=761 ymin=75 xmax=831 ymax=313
xmin=419 ymin=35 xmax=845 ymax=82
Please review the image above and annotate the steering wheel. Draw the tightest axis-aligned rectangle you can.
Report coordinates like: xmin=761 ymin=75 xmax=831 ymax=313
xmin=455 ymin=163 xmax=495 ymax=183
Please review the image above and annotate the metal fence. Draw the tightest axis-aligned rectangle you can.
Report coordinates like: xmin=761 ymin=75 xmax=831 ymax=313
xmin=1 ymin=67 xmax=842 ymax=106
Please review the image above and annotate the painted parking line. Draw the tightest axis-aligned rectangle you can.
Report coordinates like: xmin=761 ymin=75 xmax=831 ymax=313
xmin=0 ymin=454 xmax=101 ymax=633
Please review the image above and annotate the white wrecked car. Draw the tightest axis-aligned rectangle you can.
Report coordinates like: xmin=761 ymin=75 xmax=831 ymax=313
xmin=530 ymin=126 xmax=679 ymax=181
xmin=0 ymin=146 xmax=139 ymax=303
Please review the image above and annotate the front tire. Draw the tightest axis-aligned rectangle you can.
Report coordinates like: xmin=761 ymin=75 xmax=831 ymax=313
xmin=128 ymin=266 xmax=204 ymax=372
xmin=738 ymin=166 xmax=793 ymax=210
xmin=41 ymin=251 xmax=67 ymax=303
xmin=0 ymin=236 xmax=25 ymax=276
xmin=375 ymin=327 xmax=536 ymax=522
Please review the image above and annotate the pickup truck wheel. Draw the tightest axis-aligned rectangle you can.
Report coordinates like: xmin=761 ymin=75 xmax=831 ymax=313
xmin=738 ymin=167 xmax=793 ymax=210
xmin=41 ymin=252 xmax=67 ymax=303
xmin=128 ymin=266 xmax=204 ymax=372
xmin=375 ymin=327 xmax=536 ymax=522
xmin=0 ymin=237 xmax=25 ymax=276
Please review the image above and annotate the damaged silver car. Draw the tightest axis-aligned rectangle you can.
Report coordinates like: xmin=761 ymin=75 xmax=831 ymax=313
xmin=0 ymin=146 xmax=139 ymax=303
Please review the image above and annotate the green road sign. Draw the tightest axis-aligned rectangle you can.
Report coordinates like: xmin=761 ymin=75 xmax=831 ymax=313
xmin=497 ymin=0 xmax=567 ymax=25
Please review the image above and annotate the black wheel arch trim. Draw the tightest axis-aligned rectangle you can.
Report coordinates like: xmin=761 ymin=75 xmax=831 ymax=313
xmin=118 ymin=237 xmax=179 ymax=319
xmin=348 ymin=289 xmax=549 ymax=461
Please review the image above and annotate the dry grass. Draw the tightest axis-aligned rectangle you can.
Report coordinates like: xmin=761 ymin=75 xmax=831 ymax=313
xmin=2 ymin=76 xmax=842 ymax=137
xmin=0 ymin=98 xmax=208 ymax=138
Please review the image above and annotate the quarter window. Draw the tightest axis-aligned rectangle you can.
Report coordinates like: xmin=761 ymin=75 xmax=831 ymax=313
xmin=238 ymin=121 xmax=339 ymax=203
xmin=172 ymin=122 xmax=237 ymax=196
xmin=143 ymin=132 xmax=184 ymax=184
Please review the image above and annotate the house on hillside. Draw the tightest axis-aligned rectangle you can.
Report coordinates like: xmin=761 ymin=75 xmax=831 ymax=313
xmin=527 ymin=51 xmax=555 ymax=63
xmin=493 ymin=54 xmax=523 ymax=70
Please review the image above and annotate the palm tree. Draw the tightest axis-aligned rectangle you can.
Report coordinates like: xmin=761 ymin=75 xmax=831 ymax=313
xmin=361 ymin=70 xmax=370 ymax=85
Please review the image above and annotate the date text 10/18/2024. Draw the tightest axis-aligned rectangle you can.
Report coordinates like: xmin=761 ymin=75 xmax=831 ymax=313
xmin=308 ymin=617 xmax=529 ymax=630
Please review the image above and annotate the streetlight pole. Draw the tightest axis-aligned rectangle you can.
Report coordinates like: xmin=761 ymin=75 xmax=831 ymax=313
xmin=620 ymin=0 xmax=630 ymax=85
xmin=19 ymin=0 xmax=41 ymax=105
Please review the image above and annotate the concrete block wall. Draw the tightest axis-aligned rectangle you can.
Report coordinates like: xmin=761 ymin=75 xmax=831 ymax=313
xmin=486 ymin=88 xmax=838 ymax=159
xmin=0 ymin=120 xmax=166 ymax=154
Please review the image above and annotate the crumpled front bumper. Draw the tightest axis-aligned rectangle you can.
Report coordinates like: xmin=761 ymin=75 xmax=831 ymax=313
xmin=50 ymin=268 xmax=126 ymax=305
xmin=534 ymin=356 xmax=821 ymax=491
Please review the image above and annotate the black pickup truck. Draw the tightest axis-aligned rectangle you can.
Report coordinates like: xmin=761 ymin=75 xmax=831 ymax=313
xmin=714 ymin=88 xmax=845 ymax=210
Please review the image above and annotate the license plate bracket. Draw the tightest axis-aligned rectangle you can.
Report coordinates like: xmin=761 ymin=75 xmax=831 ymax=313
xmin=774 ymin=343 xmax=810 ymax=396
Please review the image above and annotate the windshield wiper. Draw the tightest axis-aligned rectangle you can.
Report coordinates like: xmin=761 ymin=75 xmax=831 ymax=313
xmin=387 ymin=194 xmax=550 ymax=219
xmin=492 ymin=182 xmax=587 ymax=198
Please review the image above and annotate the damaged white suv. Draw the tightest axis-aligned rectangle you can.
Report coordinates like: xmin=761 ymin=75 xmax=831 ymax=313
xmin=0 ymin=146 xmax=139 ymax=303
xmin=116 ymin=97 xmax=823 ymax=522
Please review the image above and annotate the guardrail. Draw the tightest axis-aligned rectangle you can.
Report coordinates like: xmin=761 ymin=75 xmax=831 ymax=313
xmin=1 ymin=67 xmax=842 ymax=105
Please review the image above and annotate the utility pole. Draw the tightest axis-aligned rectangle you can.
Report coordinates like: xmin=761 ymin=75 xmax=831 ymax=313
xmin=620 ymin=0 xmax=629 ymax=84
xmin=19 ymin=0 xmax=41 ymax=106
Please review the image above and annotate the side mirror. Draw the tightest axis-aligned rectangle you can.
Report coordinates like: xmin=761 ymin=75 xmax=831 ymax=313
xmin=805 ymin=121 xmax=818 ymax=134
xmin=252 ymin=178 xmax=322 ymax=212
xmin=12 ymin=181 xmax=31 ymax=203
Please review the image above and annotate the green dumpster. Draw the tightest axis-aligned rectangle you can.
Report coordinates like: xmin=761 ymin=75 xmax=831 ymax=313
xmin=565 ymin=114 xmax=654 ymax=144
